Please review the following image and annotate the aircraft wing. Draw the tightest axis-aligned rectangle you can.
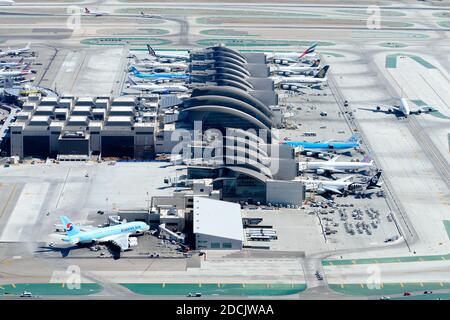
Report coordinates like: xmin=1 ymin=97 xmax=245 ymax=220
xmin=322 ymin=167 xmax=346 ymax=174
xmin=323 ymin=186 xmax=342 ymax=194
xmin=101 ymin=234 xmax=130 ymax=251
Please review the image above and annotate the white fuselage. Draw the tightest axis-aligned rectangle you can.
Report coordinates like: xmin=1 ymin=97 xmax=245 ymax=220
xmin=300 ymin=161 xmax=374 ymax=173
xmin=273 ymin=65 xmax=321 ymax=75
xmin=298 ymin=178 xmax=350 ymax=193
xmin=275 ymin=75 xmax=327 ymax=85
xmin=129 ymin=83 xmax=188 ymax=93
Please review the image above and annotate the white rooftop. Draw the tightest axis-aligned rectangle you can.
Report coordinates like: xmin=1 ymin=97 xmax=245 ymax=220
xmin=193 ymin=197 xmax=243 ymax=241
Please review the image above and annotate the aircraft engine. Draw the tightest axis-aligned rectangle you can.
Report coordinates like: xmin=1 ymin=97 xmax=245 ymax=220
xmin=306 ymin=152 xmax=313 ymax=156
xmin=376 ymin=106 xmax=381 ymax=111
xmin=388 ymin=108 xmax=393 ymax=113
xmin=316 ymin=169 xmax=325 ymax=175
xmin=417 ymin=110 xmax=422 ymax=114
xmin=318 ymin=153 xmax=324 ymax=158
xmin=290 ymin=85 xmax=298 ymax=90
xmin=281 ymin=84 xmax=289 ymax=89
xmin=317 ymin=188 xmax=326 ymax=194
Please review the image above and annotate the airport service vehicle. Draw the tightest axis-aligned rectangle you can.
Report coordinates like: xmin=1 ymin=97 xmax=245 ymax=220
xmin=146 ymin=45 xmax=190 ymax=61
xmin=283 ymin=133 xmax=360 ymax=154
xmin=299 ymin=156 xmax=375 ymax=175
xmin=83 ymin=7 xmax=108 ymax=16
xmin=130 ymin=66 xmax=189 ymax=80
xmin=373 ymin=98 xmax=434 ymax=117
xmin=271 ymin=59 xmax=321 ymax=76
xmin=266 ymin=43 xmax=318 ymax=65
xmin=297 ymin=171 xmax=382 ymax=195
xmin=131 ymin=57 xmax=187 ymax=73
xmin=273 ymin=65 xmax=329 ymax=90
xmin=0 ymin=43 xmax=31 ymax=57
xmin=54 ymin=216 xmax=149 ymax=251
xmin=0 ymin=58 xmax=25 ymax=68
xmin=0 ymin=0 xmax=14 ymax=6
xmin=127 ymin=77 xmax=189 ymax=94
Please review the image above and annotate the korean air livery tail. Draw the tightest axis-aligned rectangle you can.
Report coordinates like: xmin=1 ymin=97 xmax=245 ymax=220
xmin=130 ymin=66 xmax=140 ymax=75
xmin=299 ymin=42 xmax=317 ymax=59
xmin=60 ymin=216 xmax=80 ymax=237
xmin=314 ymin=65 xmax=329 ymax=78
xmin=147 ymin=44 xmax=157 ymax=57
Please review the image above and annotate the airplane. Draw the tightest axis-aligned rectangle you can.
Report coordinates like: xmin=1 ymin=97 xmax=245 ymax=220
xmin=146 ymin=45 xmax=190 ymax=62
xmin=83 ymin=7 xmax=108 ymax=17
xmin=0 ymin=43 xmax=31 ymax=57
xmin=273 ymin=65 xmax=330 ymax=91
xmin=131 ymin=57 xmax=187 ymax=73
xmin=140 ymin=11 xmax=163 ymax=19
xmin=0 ymin=64 xmax=33 ymax=77
xmin=127 ymin=76 xmax=189 ymax=94
xmin=130 ymin=66 xmax=190 ymax=80
xmin=283 ymin=133 xmax=360 ymax=153
xmin=0 ymin=58 xmax=25 ymax=68
xmin=299 ymin=155 xmax=375 ymax=175
xmin=271 ymin=59 xmax=321 ymax=76
xmin=369 ymin=98 xmax=434 ymax=118
xmin=298 ymin=170 xmax=382 ymax=195
xmin=0 ymin=0 xmax=14 ymax=6
xmin=52 ymin=216 xmax=149 ymax=252
xmin=267 ymin=42 xmax=318 ymax=65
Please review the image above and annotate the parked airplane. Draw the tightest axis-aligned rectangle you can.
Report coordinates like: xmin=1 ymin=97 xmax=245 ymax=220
xmin=127 ymin=77 xmax=189 ymax=94
xmin=83 ymin=7 xmax=108 ymax=16
xmin=299 ymin=170 xmax=382 ymax=195
xmin=273 ymin=65 xmax=329 ymax=91
xmin=299 ymin=155 xmax=375 ymax=175
xmin=0 ymin=43 xmax=31 ymax=57
xmin=0 ymin=0 xmax=14 ymax=6
xmin=271 ymin=59 xmax=321 ymax=76
xmin=267 ymin=43 xmax=318 ymax=65
xmin=132 ymin=57 xmax=187 ymax=72
xmin=0 ymin=64 xmax=33 ymax=77
xmin=146 ymin=45 xmax=190 ymax=61
xmin=130 ymin=66 xmax=189 ymax=80
xmin=0 ymin=58 xmax=24 ymax=68
xmin=52 ymin=216 xmax=149 ymax=251
xmin=284 ymin=133 xmax=360 ymax=153
xmin=371 ymin=98 xmax=433 ymax=118
xmin=140 ymin=11 xmax=163 ymax=19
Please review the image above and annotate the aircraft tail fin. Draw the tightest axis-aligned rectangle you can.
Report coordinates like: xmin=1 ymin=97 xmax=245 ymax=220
xmin=130 ymin=66 xmax=140 ymax=75
xmin=59 ymin=216 xmax=80 ymax=237
xmin=24 ymin=42 xmax=31 ymax=50
xmin=314 ymin=65 xmax=329 ymax=78
xmin=299 ymin=42 xmax=317 ymax=59
xmin=147 ymin=44 xmax=157 ymax=57
xmin=311 ymin=59 xmax=320 ymax=68
xmin=127 ymin=76 xmax=137 ymax=86
xmin=84 ymin=8 xmax=90 ymax=13
xmin=367 ymin=170 xmax=382 ymax=188
xmin=362 ymin=155 xmax=372 ymax=163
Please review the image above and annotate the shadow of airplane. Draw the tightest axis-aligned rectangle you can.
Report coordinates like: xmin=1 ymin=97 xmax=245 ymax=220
xmin=35 ymin=244 xmax=89 ymax=258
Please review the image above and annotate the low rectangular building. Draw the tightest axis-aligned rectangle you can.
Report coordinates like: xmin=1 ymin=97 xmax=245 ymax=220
xmin=194 ymin=197 xmax=244 ymax=250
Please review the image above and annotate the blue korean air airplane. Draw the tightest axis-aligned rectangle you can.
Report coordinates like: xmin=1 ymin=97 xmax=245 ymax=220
xmin=283 ymin=134 xmax=360 ymax=151
xmin=130 ymin=66 xmax=189 ymax=80
xmin=57 ymin=216 xmax=149 ymax=251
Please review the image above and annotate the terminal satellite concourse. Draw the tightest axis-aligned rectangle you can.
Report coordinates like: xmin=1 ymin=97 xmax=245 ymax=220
xmin=0 ymin=0 xmax=449 ymax=304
